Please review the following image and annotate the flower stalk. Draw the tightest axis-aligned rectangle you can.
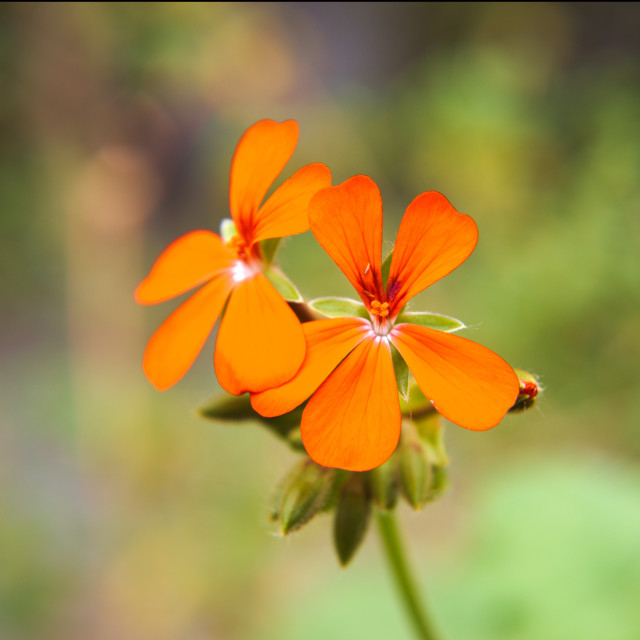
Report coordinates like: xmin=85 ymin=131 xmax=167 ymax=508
xmin=376 ymin=509 xmax=441 ymax=640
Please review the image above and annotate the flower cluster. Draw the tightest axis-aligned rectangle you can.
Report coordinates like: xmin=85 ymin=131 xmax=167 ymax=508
xmin=137 ymin=119 xmax=534 ymax=478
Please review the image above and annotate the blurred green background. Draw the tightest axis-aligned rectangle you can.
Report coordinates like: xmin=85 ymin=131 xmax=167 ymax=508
xmin=2 ymin=3 xmax=640 ymax=639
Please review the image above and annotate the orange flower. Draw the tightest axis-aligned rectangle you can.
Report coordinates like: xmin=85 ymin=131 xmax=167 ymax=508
xmin=251 ymin=175 xmax=519 ymax=471
xmin=135 ymin=119 xmax=331 ymax=393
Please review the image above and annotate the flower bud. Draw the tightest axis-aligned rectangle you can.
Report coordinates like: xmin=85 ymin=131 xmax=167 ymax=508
xmin=333 ymin=473 xmax=371 ymax=566
xmin=270 ymin=459 xmax=336 ymax=535
xmin=398 ymin=420 xmax=433 ymax=510
xmin=366 ymin=457 xmax=399 ymax=511
xmin=509 ymin=369 xmax=541 ymax=413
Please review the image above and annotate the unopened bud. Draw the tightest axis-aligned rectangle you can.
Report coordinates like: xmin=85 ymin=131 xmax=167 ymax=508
xmin=333 ymin=473 xmax=371 ymax=566
xmin=398 ymin=420 xmax=433 ymax=510
xmin=367 ymin=457 xmax=399 ymax=511
xmin=510 ymin=369 xmax=541 ymax=413
xmin=270 ymin=459 xmax=336 ymax=535
xmin=414 ymin=410 xmax=448 ymax=467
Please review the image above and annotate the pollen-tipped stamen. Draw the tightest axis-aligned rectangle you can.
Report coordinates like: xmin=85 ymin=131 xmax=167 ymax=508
xmin=370 ymin=300 xmax=390 ymax=317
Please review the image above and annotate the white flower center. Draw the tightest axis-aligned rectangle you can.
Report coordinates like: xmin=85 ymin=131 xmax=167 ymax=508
xmin=232 ymin=260 xmax=251 ymax=283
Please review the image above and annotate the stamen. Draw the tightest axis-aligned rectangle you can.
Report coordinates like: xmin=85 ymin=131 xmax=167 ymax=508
xmin=369 ymin=299 xmax=390 ymax=318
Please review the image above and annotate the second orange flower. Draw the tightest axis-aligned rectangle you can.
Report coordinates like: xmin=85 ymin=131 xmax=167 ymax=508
xmin=135 ymin=119 xmax=331 ymax=393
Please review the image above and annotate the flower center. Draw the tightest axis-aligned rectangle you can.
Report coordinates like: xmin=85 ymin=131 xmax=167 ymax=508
xmin=227 ymin=235 xmax=249 ymax=260
xmin=231 ymin=260 xmax=251 ymax=283
xmin=369 ymin=299 xmax=393 ymax=336
xmin=369 ymin=299 xmax=389 ymax=318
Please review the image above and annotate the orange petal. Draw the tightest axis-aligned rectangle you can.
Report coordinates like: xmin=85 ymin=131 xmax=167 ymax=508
xmin=251 ymin=317 xmax=371 ymax=417
xmin=135 ymin=230 xmax=235 ymax=305
xmin=143 ymin=273 xmax=234 ymax=390
xmin=251 ymin=163 xmax=332 ymax=243
xmin=308 ymin=175 xmax=384 ymax=304
xmin=387 ymin=192 xmax=478 ymax=312
xmin=301 ymin=336 xmax=401 ymax=472
xmin=389 ymin=324 xmax=519 ymax=430
xmin=229 ymin=119 xmax=299 ymax=242
xmin=214 ymin=272 xmax=305 ymax=394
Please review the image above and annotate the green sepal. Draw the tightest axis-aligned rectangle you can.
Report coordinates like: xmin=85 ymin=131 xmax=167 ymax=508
xmin=428 ymin=465 xmax=449 ymax=502
xmin=381 ymin=250 xmax=393 ymax=289
xmin=395 ymin=311 xmax=465 ymax=333
xmin=333 ymin=474 xmax=371 ymax=566
xmin=270 ymin=460 xmax=337 ymax=535
xmin=264 ymin=266 xmax=303 ymax=302
xmin=320 ymin=469 xmax=350 ymax=513
xmin=220 ymin=218 xmax=237 ymax=243
xmin=198 ymin=394 xmax=305 ymax=452
xmin=390 ymin=343 xmax=409 ymax=402
xmin=260 ymin=237 xmax=281 ymax=266
xmin=308 ymin=297 xmax=369 ymax=319
xmin=398 ymin=420 xmax=433 ymax=510
xmin=366 ymin=457 xmax=399 ymax=511
xmin=399 ymin=381 xmax=434 ymax=417
xmin=414 ymin=410 xmax=448 ymax=467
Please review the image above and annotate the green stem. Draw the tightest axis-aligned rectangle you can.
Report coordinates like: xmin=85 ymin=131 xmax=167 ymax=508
xmin=376 ymin=509 xmax=441 ymax=640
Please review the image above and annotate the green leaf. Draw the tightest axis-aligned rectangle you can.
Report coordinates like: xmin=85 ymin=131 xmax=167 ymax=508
xmin=333 ymin=474 xmax=371 ymax=566
xmin=396 ymin=311 xmax=465 ymax=333
xmin=220 ymin=218 xmax=237 ymax=243
xmin=399 ymin=381 xmax=434 ymax=417
xmin=390 ymin=343 xmax=409 ymax=402
xmin=264 ymin=266 xmax=303 ymax=302
xmin=381 ymin=250 xmax=393 ymax=289
xmin=260 ymin=237 xmax=281 ymax=266
xmin=308 ymin=297 xmax=368 ymax=319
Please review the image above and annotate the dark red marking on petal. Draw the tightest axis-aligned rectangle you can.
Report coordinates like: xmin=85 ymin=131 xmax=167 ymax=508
xmin=387 ymin=280 xmax=401 ymax=302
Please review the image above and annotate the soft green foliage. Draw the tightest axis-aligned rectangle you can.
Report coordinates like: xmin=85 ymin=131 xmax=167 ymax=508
xmin=260 ymin=237 xmax=281 ymax=266
xmin=395 ymin=311 xmax=466 ymax=332
xmin=390 ymin=343 xmax=409 ymax=401
xmin=263 ymin=266 xmax=303 ymax=302
xmin=308 ymin=296 xmax=369 ymax=319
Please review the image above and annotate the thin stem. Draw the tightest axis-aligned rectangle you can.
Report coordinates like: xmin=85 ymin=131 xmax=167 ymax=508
xmin=376 ymin=509 xmax=441 ymax=640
